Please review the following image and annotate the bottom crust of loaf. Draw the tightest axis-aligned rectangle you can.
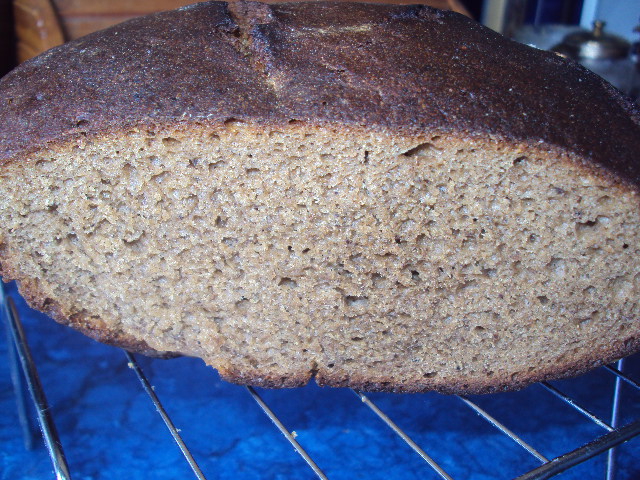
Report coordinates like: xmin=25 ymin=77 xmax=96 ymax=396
xmin=10 ymin=278 xmax=640 ymax=394
xmin=1 ymin=122 xmax=639 ymax=394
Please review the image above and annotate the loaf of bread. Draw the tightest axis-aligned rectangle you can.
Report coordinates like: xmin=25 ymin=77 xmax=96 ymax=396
xmin=0 ymin=1 xmax=638 ymax=394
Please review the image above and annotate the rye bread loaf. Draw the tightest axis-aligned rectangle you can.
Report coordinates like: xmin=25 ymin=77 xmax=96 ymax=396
xmin=0 ymin=1 xmax=639 ymax=394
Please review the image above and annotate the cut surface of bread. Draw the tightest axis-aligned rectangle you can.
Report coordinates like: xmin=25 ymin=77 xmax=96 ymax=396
xmin=1 ymin=123 xmax=639 ymax=393
xmin=0 ymin=1 xmax=639 ymax=393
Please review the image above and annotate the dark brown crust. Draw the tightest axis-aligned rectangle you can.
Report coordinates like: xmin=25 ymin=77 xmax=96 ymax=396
xmin=218 ymin=366 xmax=315 ymax=389
xmin=1 ymin=1 xmax=639 ymax=186
xmin=218 ymin=336 xmax=640 ymax=394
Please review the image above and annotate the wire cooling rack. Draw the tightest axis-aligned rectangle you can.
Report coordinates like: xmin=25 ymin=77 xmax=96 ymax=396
xmin=2 ymin=280 xmax=640 ymax=480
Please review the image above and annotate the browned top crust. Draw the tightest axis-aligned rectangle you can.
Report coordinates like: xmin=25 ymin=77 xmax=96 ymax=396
xmin=0 ymin=1 xmax=639 ymax=185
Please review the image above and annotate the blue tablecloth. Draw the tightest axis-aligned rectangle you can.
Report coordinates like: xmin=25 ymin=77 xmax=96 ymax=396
xmin=1 ymin=281 xmax=639 ymax=480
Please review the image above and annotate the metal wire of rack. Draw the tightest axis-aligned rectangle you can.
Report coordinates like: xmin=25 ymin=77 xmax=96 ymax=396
xmin=2 ymin=281 xmax=640 ymax=480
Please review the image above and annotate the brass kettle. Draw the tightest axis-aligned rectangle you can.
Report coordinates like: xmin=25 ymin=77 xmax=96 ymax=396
xmin=552 ymin=21 xmax=630 ymax=61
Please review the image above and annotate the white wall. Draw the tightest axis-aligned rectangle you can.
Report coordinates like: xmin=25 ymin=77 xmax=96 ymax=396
xmin=581 ymin=0 xmax=639 ymax=41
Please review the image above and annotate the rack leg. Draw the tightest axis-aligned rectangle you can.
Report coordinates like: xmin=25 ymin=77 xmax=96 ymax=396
xmin=2 ymin=283 xmax=73 ymax=480
xmin=605 ymin=358 xmax=625 ymax=480
xmin=4 ymin=294 xmax=36 ymax=450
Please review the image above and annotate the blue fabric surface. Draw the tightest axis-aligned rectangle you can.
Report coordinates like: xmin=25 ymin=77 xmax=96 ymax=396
xmin=1 ymin=281 xmax=639 ymax=480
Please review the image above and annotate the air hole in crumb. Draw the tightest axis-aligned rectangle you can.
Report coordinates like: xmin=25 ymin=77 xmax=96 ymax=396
xmin=423 ymin=372 xmax=437 ymax=378
xmin=35 ymin=159 xmax=53 ymax=169
xmin=402 ymin=142 xmax=435 ymax=157
xmin=481 ymin=268 xmax=497 ymax=278
xmin=345 ymin=295 xmax=369 ymax=307
xmin=537 ymin=295 xmax=549 ymax=305
xmin=235 ymin=298 xmax=250 ymax=310
xmin=121 ymin=162 xmax=134 ymax=177
xmin=148 ymin=156 xmax=162 ymax=168
xmin=302 ymin=248 xmax=310 ymax=254
xmin=573 ymin=311 xmax=598 ymax=326
xmin=349 ymin=254 xmax=364 ymax=265
xmin=162 ymin=137 xmax=181 ymax=146
xmin=122 ymin=234 xmax=144 ymax=247
xmin=288 ymin=119 xmax=303 ymax=125
xmin=411 ymin=270 xmax=420 ymax=281
xmin=371 ymin=273 xmax=385 ymax=288
xmin=59 ymin=233 xmax=77 ymax=245
xmin=547 ymin=257 xmax=566 ymax=277
xmin=188 ymin=158 xmax=200 ymax=168
xmin=278 ymin=277 xmax=298 ymax=288
xmin=611 ymin=276 xmax=633 ymax=298
xmin=208 ymin=160 xmax=226 ymax=172
xmin=245 ymin=168 xmax=260 ymax=175
xmin=473 ymin=326 xmax=486 ymax=332
xmin=351 ymin=337 xmax=364 ymax=342
xmin=327 ymin=363 xmax=334 ymax=368
xmin=222 ymin=237 xmax=238 ymax=247
xmin=215 ymin=216 xmax=227 ymax=227
xmin=623 ymin=243 xmax=629 ymax=249
xmin=579 ymin=219 xmax=598 ymax=227
xmin=512 ymin=156 xmax=527 ymax=165
xmin=224 ymin=118 xmax=245 ymax=128
xmin=576 ymin=218 xmax=605 ymax=240
xmin=458 ymin=280 xmax=476 ymax=292
xmin=75 ymin=119 xmax=89 ymax=128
